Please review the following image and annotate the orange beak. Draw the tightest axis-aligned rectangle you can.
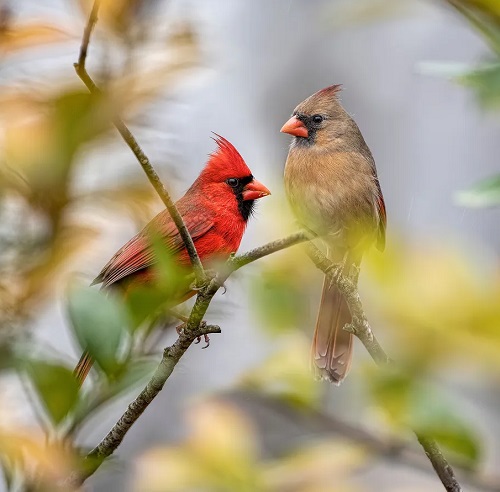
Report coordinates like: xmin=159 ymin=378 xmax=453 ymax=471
xmin=280 ymin=116 xmax=308 ymax=138
xmin=242 ymin=179 xmax=271 ymax=201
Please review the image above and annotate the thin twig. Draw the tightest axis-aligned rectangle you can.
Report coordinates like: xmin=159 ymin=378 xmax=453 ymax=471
xmin=74 ymin=0 xmax=206 ymax=285
xmin=417 ymin=434 xmax=463 ymax=492
xmin=305 ymin=243 xmax=463 ymax=492
xmin=77 ymin=0 xmax=100 ymax=68
xmin=228 ymin=230 xmax=308 ymax=270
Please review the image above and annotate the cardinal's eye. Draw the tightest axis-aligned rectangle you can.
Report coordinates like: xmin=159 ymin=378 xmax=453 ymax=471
xmin=312 ymin=114 xmax=324 ymax=124
xmin=226 ymin=178 xmax=239 ymax=187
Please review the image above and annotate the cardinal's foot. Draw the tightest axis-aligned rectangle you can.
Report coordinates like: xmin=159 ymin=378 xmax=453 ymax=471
xmin=194 ymin=333 xmax=210 ymax=349
xmin=326 ymin=262 xmax=345 ymax=289
xmin=189 ymin=269 xmax=227 ymax=294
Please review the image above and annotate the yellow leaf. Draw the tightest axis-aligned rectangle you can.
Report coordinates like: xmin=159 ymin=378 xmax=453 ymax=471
xmin=0 ymin=402 xmax=75 ymax=486
xmin=78 ymin=0 xmax=147 ymax=36
xmin=134 ymin=401 xmax=264 ymax=492
xmin=239 ymin=335 xmax=321 ymax=409
xmin=187 ymin=400 xmax=258 ymax=473
xmin=0 ymin=23 xmax=73 ymax=54
xmin=265 ymin=441 xmax=364 ymax=492
xmin=134 ymin=448 xmax=203 ymax=492
xmin=363 ymin=238 xmax=500 ymax=371
xmin=109 ymin=23 xmax=200 ymax=113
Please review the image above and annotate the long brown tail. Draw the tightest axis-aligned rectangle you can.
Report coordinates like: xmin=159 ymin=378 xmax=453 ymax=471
xmin=73 ymin=351 xmax=94 ymax=387
xmin=311 ymin=274 xmax=353 ymax=385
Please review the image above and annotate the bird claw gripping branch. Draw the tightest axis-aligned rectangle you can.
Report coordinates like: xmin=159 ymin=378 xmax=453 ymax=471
xmin=176 ymin=321 xmax=210 ymax=348
xmin=194 ymin=334 xmax=210 ymax=349
xmin=189 ymin=268 xmax=226 ymax=294
xmin=325 ymin=262 xmax=345 ymax=290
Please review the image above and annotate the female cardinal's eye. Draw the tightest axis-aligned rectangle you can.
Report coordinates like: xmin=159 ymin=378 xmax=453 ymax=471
xmin=312 ymin=114 xmax=324 ymax=124
xmin=226 ymin=178 xmax=239 ymax=187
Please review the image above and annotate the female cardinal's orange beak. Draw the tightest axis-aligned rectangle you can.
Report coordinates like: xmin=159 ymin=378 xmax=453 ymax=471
xmin=242 ymin=179 xmax=271 ymax=201
xmin=280 ymin=116 xmax=308 ymax=138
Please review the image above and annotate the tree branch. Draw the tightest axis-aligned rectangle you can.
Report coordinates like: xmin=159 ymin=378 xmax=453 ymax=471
xmin=304 ymin=243 xmax=390 ymax=365
xmin=228 ymin=231 xmax=308 ymax=271
xmin=416 ymin=435 xmax=463 ymax=492
xmin=66 ymin=232 xmax=306 ymax=485
xmin=74 ymin=0 xmax=206 ymax=285
xmin=68 ymin=323 xmax=221 ymax=486
xmin=304 ymin=243 xmax=463 ymax=492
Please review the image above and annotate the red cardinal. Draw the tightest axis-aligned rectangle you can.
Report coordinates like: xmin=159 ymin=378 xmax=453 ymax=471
xmin=74 ymin=135 xmax=270 ymax=385
xmin=281 ymin=85 xmax=386 ymax=384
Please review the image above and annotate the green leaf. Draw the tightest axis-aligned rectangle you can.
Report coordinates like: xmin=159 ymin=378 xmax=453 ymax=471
xmin=69 ymin=358 xmax=157 ymax=434
xmin=251 ymin=269 xmax=308 ymax=335
xmin=239 ymin=336 xmax=321 ymax=409
xmin=150 ymin=231 xmax=190 ymax=295
xmin=367 ymin=367 xmax=481 ymax=467
xmin=410 ymin=393 xmax=481 ymax=467
xmin=459 ymin=62 xmax=500 ymax=108
xmin=415 ymin=61 xmax=472 ymax=78
xmin=111 ymin=357 xmax=158 ymax=396
xmin=26 ymin=360 xmax=79 ymax=425
xmin=124 ymin=230 xmax=191 ymax=329
xmin=417 ymin=60 xmax=500 ymax=109
xmin=455 ymin=174 xmax=500 ymax=208
xmin=67 ymin=285 xmax=129 ymax=378
xmin=419 ymin=425 xmax=480 ymax=469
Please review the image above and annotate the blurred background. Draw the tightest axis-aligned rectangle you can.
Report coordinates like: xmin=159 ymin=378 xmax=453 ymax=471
xmin=1 ymin=0 xmax=500 ymax=491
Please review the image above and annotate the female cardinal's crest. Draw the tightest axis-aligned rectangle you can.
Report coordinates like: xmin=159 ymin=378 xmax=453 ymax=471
xmin=317 ymin=84 xmax=342 ymax=97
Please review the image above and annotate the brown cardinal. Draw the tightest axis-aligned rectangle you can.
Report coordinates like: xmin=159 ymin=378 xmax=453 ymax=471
xmin=74 ymin=135 xmax=270 ymax=385
xmin=281 ymin=85 xmax=386 ymax=384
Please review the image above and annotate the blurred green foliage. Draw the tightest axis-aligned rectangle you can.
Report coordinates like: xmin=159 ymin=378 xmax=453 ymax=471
xmin=365 ymin=366 xmax=480 ymax=468
xmin=26 ymin=360 xmax=80 ymax=426
xmin=250 ymin=254 xmax=312 ymax=335
xmin=0 ymin=1 xmax=499 ymax=491
xmin=455 ymin=174 xmax=500 ymax=207
xmin=0 ymin=3 xmax=196 ymax=489
xmin=240 ymin=335 xmax=322 ymax=409
xmin=68 ymin=285 xmax=130 ymax=378
xmin=445 ymin=0 xmax=500 ymax=206
xmin=133 ymin=399 xmax=362 ymax=492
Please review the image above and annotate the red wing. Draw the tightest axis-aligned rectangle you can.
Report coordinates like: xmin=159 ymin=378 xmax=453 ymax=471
xmin=93 ymin=213 xmax=213 ymax=288
xmin=375 ymin=178 xmax=386 ymax=252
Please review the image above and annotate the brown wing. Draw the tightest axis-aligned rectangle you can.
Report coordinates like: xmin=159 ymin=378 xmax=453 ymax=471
xmin=375 ymin=177 xmax=386 ymax=252
xmin=92 ymin=211 xmax=213 ymax=288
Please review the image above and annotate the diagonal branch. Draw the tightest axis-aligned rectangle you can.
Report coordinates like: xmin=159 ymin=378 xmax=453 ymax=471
xmin=66 ymin=232 xmax=307 ymax=486
xmin=74 ymin=0 xmax=206 ymax=285
xmin=304 ymin=243 xmax=390 ymax=365
xmin=304 ymin=243 xmax=463 ymax=492
xmin=228 ymin=230 xmax=308 ymax=270
xmin=67 ymin=323 xmax=221 ymax=486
